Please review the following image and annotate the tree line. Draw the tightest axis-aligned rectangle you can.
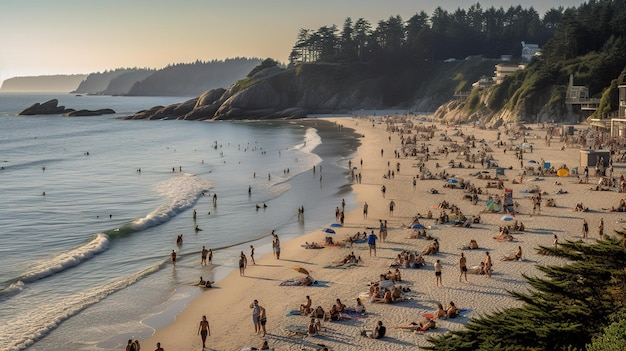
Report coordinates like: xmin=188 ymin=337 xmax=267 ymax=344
xmin=289 ymin=3 xmax=562 ymax=67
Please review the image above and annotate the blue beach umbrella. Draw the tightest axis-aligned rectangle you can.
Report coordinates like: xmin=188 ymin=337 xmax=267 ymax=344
xmin=528 ymin=160 xmax=537 ymax=164
xmin=486 ymin=199 xmax=494 ymax=206
xmin=322 ymin=228 xmax=336 ymax=234
xmin=501 ymin=215 xmax=514 ymax=221
xmin=448 ymin=179 xmax=458 ymax=184
xmin=411 ymin=223 xmax=426 ymax=229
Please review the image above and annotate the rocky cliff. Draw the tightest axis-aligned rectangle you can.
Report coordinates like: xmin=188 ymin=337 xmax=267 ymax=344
xmin=121 ymin=59 xmax=497 ymax=121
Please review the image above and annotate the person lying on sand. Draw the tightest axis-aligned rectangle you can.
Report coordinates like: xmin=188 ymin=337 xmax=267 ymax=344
xmin=394 ymin=319 xmax=436 ymax=332
xmin=467 ymin=262 xmax=486 ymax=275
xmin=501 ymin=246 xmax=523 ymax=261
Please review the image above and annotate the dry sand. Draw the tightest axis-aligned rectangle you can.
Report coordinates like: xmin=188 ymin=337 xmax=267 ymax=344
xmin=143 ymin=117 xmax=624 ymax=351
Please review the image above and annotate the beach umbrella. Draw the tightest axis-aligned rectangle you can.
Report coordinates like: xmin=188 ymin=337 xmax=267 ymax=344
xmin=557 ymin=169 xmax=569 ymax=177
xmin=486 ymin=199 xmax=494 ymax=206
xmin=501 ymin=215 xmax=514 ymax=221
xmin=528 ymin=160 xmax=537 ymax=164
xmin=330 ymin=223 xmax=343 ymax=227
xmin=411 ymin=223 xmax=426 ymax=229
xmin=448 ymin=179 xmax=458 ymax=184
xmin=293 ymin=266 xmax=309 ymax=275
xmin=322 ymin=228 xmax=336 ymax=234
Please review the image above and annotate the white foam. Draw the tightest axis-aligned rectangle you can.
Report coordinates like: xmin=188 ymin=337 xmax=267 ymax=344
xmin=18 ymin=233 xmax=110 ymax=283
xmin=131 ymin=174 xmax=212 ymax=230
xmin=0 ymin=264 xmax=161 ymax=351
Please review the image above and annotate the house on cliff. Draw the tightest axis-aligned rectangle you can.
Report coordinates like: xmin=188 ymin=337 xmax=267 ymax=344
xmin=521 ymin=42 xmax=541 ymax=62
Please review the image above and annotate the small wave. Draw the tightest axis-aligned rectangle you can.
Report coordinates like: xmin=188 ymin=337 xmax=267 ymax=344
xmin=0 ymin=233 xmax=110 ymax=296
xmin=131 ymin=173 xmax=212 ymax=230
xmin=1 ymin=174 xmax=210 ymax=295
xmin=0 ymin=264 xmax=162 ymax=351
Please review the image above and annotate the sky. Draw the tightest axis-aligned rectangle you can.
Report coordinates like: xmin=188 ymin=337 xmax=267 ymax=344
xmin=0 ymin=0 xmax=586 ymax=82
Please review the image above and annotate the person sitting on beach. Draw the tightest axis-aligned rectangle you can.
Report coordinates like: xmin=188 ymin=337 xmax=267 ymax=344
xmin=391 ymin=286 xmax=403 ymax=302
xmin=493 ymin=228 xmax=513 ymax=242
xmin=335 ymin=299 xmax=347 ymax=313
xmin=436 ymin=303 xmax=447 ymax=319
xmin=446 ymin=301 xmax=460 ymax=318
xmin=328 ymin=304 xmax=341 ymax=321
xmin=310 ymin=306 xmax=325 ymax=319
xmin=307 ymin=318 xmax=320 ymax=336
xmin=575 ymin=202 xmax=588 ymax=212
xmin=392 ymin=268 xmax=401 ymax=282
xmin=362 ymin=320 xmax=386 ymax=339
xmin=354 ymin=298 xmax=366 ymax=313
xmin=300 ymin=295 xmax=312 ymax=315
xmin=372 ymin=288 xmax=393 ymax=303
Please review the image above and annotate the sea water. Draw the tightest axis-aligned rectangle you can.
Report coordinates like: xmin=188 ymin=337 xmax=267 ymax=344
xmin=0 ymin=93 xmax=359 ymax=350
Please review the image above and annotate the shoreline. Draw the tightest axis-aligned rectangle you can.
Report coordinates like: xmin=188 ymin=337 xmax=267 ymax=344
xmin=143 ymin=117 xmax=620 ymax=351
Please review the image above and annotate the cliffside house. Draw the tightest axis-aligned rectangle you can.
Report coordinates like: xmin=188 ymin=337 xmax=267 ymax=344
xmin=619 ymin=67 xmax=626 ymax=118
xmin=472 ymin=75 xmax=495 ymax=89
xmin=521 ymin=41 xmax=541 ymax=62
xmin=609 ymin=67 xmax=626 ymax=137
xmin=493 ymin=64 xmax=524 ymax=84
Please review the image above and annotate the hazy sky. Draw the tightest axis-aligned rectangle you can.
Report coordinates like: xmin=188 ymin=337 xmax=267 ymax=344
xmin=0 ymin=0 xmax=585 ymax=82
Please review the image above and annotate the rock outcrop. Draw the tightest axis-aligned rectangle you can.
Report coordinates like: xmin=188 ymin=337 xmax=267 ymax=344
xmin=64 ymin=109 xmax=116 ymax=117
xmin=19 ymin=99 xmax=116 ymax=116
xmin=19 ymin=99 xmax=74 ymax=115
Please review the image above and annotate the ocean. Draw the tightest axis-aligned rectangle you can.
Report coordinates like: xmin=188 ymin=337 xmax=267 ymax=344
xmin=0 ymin=93 xmax=360 ymax=350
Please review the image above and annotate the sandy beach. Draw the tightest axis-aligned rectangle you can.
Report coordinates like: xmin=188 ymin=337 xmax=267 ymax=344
xmin=143 ymin=116 xmax=624 ymax=351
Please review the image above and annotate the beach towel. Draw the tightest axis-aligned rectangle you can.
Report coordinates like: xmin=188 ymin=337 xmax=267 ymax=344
xmin=286 ymin=309 xmax=301 ymax=316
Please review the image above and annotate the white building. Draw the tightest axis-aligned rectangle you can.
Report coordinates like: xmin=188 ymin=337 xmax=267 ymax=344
xmin=521 ymin=41 xmax=541 ymax=62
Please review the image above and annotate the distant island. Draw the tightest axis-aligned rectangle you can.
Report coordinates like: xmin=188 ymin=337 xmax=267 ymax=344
xmin=1 ymin=58 xmax=262 ymax=96
xmin=1 ymin=74 xmax=87 ymax=92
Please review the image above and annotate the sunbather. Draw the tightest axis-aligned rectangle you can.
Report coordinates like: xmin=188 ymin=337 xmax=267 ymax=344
xmin=300 ymin=295 xmax=312 ymax=314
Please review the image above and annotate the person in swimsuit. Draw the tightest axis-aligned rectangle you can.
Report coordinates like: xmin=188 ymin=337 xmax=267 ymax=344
xmin=251 ymin=300 xmax=262 ymax=334
xmin=170 ymin=250 xmax=176 ymax=266
xmin=459 ymin=252 xmax=468 ymax=282
xmin=250 ymin=245 xmax=255 ymax=265
xmin=154 ymin=342 xmax=164 ymax=351
xmin=197 ymin=315 xmax=210 ymax=348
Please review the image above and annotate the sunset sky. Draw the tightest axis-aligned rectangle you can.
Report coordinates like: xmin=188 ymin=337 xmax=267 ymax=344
xmin=1 ymin=0 xmax=585 ymax=82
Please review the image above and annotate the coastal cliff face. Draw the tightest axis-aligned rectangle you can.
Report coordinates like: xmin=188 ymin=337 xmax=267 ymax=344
xmin=121 ymin=60 xmax=495 ymax=121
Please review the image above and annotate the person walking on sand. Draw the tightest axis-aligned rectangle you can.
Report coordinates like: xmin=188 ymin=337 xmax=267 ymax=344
xmin=154 ymin=342 xmax=164 ymax=351
xmin=363 ymin=202 xmax=368 ymax=219
xmin=239 ymin=252 xmax=247 ymax=276
xmin=201 ymin=246 xmax=209 ymax=265
xmin=389 ymin=200 xmax=395 ymax=216
xmin=435 ymin=259 xmax=442 ymax=286
xmin=198 ymin=315 xmax=210 ymax=349
xmin=459 ymin=253 xmax=468 ymax=282
xmin=170 ymin=250 xmax=176 ymax=266
xmin=250 ymin=245 xmax=255 ymax=265
xmin=484 ymin=252 xmax=492 ymax=278
xmin=582 ymin=219 xmax=589 ymax=238
xmin=208 ymin=248 xmax=213 ymax=264
xmin=367 ymin=230 xmax=378 ymax=257
xmin=598 ymin=218 xmax=604 ymax=240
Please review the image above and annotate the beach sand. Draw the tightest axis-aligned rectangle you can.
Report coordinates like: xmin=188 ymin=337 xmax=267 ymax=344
xmin=143 ymin=117 xmax=623 ymax=351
